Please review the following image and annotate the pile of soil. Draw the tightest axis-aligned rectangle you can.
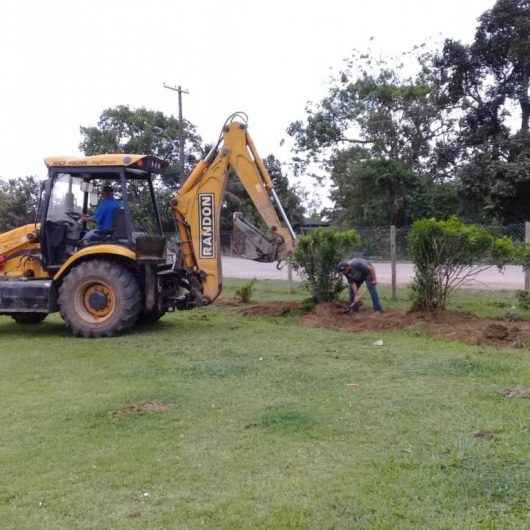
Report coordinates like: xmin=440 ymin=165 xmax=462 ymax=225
xmin=299 ymin=302 xmax=529 ymax=347
xmin=237 ymin=300 xmax=529 ymax=348
xmin=241 ymin=301 xmax=301 ymax=317
xmin=114 ymin=401 xmax=169 ymax=417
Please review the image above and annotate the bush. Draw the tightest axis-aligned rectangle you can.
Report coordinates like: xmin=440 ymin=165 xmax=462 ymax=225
xmin=408 ymin=217 xmax=514 ymax=311
xmin=514 ymin=244 xmax=530 ymax=270
xmin=235 ymin=279 xmax=257 ymax=303
xmin=516 ymin=290 xmax=530 ymax=311
xmin=291 ymin=227 xmax=359 ymax=303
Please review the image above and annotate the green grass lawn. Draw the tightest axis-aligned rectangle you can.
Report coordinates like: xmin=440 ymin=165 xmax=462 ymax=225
xmin=1 ymin=279 xmax=530 ymax=529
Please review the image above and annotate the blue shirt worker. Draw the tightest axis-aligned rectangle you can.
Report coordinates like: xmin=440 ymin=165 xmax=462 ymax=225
xmin=336 ymin=258 xmax=384 ymax=313
xmin=81 ymin=184 xmax=121 ymax=242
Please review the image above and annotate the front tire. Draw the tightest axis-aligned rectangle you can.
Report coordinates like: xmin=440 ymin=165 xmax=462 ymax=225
xmin=11 ymin=313 xmax=47 ymax=325
xmin=59 ymin=260 xmax=141 ymax=338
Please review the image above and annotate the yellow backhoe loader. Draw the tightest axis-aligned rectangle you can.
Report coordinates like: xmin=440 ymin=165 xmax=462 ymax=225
xmin=0 ymin=113 xmax=296 ymax=337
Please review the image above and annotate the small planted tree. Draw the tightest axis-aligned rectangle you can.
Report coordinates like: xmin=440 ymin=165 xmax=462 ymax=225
xmin=291 ymin=227 xmax=359 ymax=303
xmin=235 ymin=279 xmax=257 ymax=304
xmin=408 ymin=217 xmax=514 ymax=311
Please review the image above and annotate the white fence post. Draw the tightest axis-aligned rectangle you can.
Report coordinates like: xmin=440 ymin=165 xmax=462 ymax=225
xmin=390 ymin=225 xmax=397 ymax=301
xmin=287 ymin=262 xmax=294 ymax=294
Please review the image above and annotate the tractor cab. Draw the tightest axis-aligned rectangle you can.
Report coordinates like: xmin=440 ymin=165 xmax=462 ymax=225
xmin=41 ymin=154 xmax=168 ymax=269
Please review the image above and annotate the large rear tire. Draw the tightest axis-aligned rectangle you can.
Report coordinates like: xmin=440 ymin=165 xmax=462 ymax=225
xmin=11 ymin=313 xmax=47 ymax=325
xmin=59 ymin=260 xmax=141 ymax=338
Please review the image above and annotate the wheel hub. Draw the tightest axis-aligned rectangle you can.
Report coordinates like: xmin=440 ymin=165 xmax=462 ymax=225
xmin=79 ymin=282 xmax=115 ymax=320
xmin=87 ymin=291 xmax=108 ymax=312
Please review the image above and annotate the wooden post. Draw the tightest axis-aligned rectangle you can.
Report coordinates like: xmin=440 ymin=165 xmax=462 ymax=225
xmin=390 ymin=225 xmax=397 ymax=301
xmin=287 ymin=262 xmax=294 ymax=294
xmin=524 ymin=222 xmax=530 ymax=293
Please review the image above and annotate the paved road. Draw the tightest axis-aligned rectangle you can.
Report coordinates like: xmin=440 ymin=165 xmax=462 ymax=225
xmin=222 ymin=256 xmax=526 ymax=290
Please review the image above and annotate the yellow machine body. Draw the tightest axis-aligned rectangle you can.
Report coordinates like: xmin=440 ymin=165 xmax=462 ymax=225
xmin=53 ymin=244 xmax=137 ymax=280
xmin=0 ymin=114 xmax=296 ymax=337
xmin=0 ymin=224 xmax=47 ymax=279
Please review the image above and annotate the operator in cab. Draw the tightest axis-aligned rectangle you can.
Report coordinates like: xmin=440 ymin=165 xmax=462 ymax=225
xmin=336 ymin=258 xmax=384 ymax=314
xmin=81 ymin=184 xmax=121 ymax=242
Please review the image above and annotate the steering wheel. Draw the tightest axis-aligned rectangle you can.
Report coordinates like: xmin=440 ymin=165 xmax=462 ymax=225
xmin=65 ymin=211 xmax=82 ymax=222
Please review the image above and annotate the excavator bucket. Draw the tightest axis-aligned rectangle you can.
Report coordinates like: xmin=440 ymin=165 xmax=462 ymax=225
xmin=231 ymin=213 xmax=281 ymax=263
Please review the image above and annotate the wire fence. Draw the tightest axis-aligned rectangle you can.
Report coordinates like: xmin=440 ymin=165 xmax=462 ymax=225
xmin=221 ymin=222 xmax=527 ymax=263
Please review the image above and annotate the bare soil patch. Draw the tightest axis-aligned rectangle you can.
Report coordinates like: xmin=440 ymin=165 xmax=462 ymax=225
xmin=217 ymin=297 xmax=247 ymax=308
xmin=238 ymin=300 xmax=530 ymax=348
xmin=500 ymin=388 xmax=530 ymax=399
xmin=472 ymin=430 xmax=497 ymax=440
xmin=114 ymin=401 xmax=169 ymax=417
xmin=241 ymin=301 xmax=301 ymax=317
xmin=299 ymin=302 xmax=530 ymax=347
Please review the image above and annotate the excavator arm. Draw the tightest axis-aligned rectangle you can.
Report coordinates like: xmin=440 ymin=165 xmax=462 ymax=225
xmin=170 ymin=113 xmax=296 ymax=304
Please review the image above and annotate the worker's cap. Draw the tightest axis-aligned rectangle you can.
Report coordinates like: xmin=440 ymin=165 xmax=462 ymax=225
xmin=101 ymin=184 xmax=114 ymax=193
xmin=336 ymin=261 xmax=349 ymax=274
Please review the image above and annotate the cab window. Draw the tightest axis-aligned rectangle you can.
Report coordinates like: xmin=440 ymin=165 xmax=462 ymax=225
xmin=47 ymin=174 xmax=84 ymax=222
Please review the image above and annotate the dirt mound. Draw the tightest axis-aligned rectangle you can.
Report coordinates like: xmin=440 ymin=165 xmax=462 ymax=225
xmin=302 ymin=302 xmax=417 ymax=332
xmin=299 ymin=302 xmax=529 ymax=348
xmin=500 ymin=388 xmax=530 ymax=399
xmin=473 ymin=430 xmax=497 ymax=440
xmin=483 ymin=323 xmax=510 ymax=340
xmin=217 ymin=298 xmax=247 ymax=308
xmin=114 ymin=401 xmax=169 ymax=417
xmin=236 ymin=299 xmax=529 ymax=347
xmin=241 ymin=301 xmax=301 ymax=317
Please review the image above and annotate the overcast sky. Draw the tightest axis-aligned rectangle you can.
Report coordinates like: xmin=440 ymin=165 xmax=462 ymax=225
xmin=2 ymin=0 xmax=494 ymax=185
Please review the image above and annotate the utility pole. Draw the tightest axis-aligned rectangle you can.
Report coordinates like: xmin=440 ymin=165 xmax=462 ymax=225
xmin=163 ymin=83 xmax=189 ymax=179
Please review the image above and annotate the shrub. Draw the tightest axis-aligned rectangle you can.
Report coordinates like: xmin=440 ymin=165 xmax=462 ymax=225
xmin=515 ymin=244 xmax=530 ymax=271
xmin=235 ymin=279 xmax=257 ymax=303
xmin=291 ymin=227 xmax=359 ymax=303
xmin=408 ymin=217 xmax=514 ymax=311
xmin=516 ymin=290 xmax=530 ymax=311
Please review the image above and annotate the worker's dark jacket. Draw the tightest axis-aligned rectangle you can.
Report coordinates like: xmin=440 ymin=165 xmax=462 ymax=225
xmin=344 ymin=258 xmax=372 ymax=286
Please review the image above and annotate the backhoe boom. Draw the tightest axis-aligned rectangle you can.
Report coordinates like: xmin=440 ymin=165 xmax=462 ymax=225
xmin=171 ymin=115 xmax=296 ymax=303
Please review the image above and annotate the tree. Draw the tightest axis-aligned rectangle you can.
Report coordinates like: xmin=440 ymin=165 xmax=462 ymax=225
xmin=436 ymin=0 xmax=530 ymax=222
xmin=0 ymin=177 xmax=40 ymax=232
xmin=80 ymin=105 xmax=203 ymax=189
xmin=408 ymin=217 xmax=513 ymax=311
xmin=263 ymin=154 xmax=306 ymax=228
xmin=327 ymin=153 xmax=460 ymax=227
xmin=291 ymin=227 xmax=360 ymax=303
xmin=288 ymin=48 xmax=460 ymax=226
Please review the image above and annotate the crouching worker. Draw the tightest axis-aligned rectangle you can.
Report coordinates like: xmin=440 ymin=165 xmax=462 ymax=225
xmin=336 ymin=258 xmax=383 ymax=313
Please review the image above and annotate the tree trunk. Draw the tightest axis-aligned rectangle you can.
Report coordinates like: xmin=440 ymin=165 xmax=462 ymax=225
xmin=519 ymin=75 xmax=530 ymax=135
xmin=521 ymin=98 xmax=530 ymax=135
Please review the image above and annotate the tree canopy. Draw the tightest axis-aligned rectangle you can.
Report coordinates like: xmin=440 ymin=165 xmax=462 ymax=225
xmin=288 ymin=48 xmax=460 ymax=226
xmin=0 ymin=176 xmax=40 ymax=232
xmin=436 ymin=0 xmax=530 ymax=223
xmin=80 ymin=105 xmax=203 ymax=189
xmin=80 ymin=106 xmax=304 ymax=234
xmin=287 ymin=0 xmax=530 ymax=226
